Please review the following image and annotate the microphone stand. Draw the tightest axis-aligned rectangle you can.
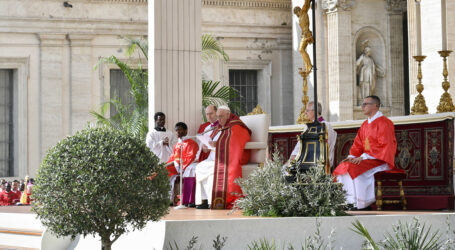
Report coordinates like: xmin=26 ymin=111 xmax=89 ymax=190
xmin=174 ymin=138 xmax=187 ymax=210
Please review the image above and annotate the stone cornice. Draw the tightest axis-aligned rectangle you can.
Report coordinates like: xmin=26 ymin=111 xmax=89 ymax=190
xmin=72 ymin=0 xmax=147 ymax=3
xmin=202 ymin=0 xmax=291 ymax=9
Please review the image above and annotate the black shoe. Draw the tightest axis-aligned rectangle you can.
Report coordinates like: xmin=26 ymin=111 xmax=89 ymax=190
xmin=196 ymin=200 xmax=209 ymax=209
xmin=346 ymin=204 xmax=355 ymax=211
xmin=357 ymin=205 xmax=372 ymax=211
xmin=187 ymin=203 xmax=196 ymax=208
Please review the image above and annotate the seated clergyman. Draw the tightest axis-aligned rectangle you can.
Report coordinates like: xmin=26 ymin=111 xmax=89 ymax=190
xmin=195 ymin=106 xmax=251 ymax=209
xmin=286 ymin=101 xmax=337 ymax=167
xmin=333 ymin=95 xmax=397 ymax=210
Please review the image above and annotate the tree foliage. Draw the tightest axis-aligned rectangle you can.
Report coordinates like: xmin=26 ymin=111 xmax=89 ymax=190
xmin=32 ymin=126 xmax=170 ymax=250
xmin=202 ymin=34 xmax=229 ymax=63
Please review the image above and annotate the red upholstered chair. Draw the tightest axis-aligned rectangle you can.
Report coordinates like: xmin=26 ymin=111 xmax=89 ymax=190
xmin=374 ymin=169 xmax=407 ymax=210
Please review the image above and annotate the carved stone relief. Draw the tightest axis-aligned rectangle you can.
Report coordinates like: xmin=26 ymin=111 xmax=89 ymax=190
xmin=385 ymin=0 xmax=407 ymax=13
xmin=321 ymin=0 xmax=355 ymax=12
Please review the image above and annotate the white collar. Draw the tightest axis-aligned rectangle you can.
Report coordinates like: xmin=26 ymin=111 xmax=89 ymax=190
xmin=368 ymin=111 xmax=383 ymax=124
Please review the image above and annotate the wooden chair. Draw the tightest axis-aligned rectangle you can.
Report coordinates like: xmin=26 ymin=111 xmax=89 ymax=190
xmin=374 ymin=169 xmax=407 ymax=210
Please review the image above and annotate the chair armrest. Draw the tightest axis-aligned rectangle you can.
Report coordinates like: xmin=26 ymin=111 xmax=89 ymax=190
xmin=244 ymin=142 xmax=267 ymax=150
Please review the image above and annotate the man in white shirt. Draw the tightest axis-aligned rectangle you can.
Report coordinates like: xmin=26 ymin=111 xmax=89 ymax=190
xmin=145 ymin=112 xmax=177 ymax=163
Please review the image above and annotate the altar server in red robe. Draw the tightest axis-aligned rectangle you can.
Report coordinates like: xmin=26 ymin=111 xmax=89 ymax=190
xmin=165 ymin=122 xmax=199 ymax=206
xmin=333 ymin=95 xmax=397 ymax=210
xmin=196 ymin=105 xmax=219 ymax=162
xmin=195 ymin=106 xmax=251 ymax=209
xmin=0 ymin=182 xmax=15 ymax=206
xmin=11 ymin=180 xmax=21 ymax=204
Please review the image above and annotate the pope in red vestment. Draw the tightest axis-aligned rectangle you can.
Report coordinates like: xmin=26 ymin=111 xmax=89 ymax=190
xmin=333 ymin=97 xmax=397 ymax=209
xmin=211 ymin=111 xmax=251 ymax=209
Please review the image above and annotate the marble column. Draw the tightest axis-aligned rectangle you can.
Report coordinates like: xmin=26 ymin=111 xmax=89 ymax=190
xmin=149 ymin=0 xmax=202 ymax=135
xmin=323 ymin=0 xmax=355 ymax=121
xmin=386 ymin=0 xmax=406 ymax=116
xmin=68 ymin=35 xmax=94 ymax=134
xmin=407 ymin=0 xmax=418 ymax=97
xmin=37 ymin=34 xmax=67 ymax=156
xmin=272 ymin=38 xmax=293 ymax=125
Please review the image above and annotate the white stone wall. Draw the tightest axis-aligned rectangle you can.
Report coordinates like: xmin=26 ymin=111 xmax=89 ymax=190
xmin=0 ymin=0 xmax=147 ymax=178
xmin=201 ymin=0 xmax=294 ymax=126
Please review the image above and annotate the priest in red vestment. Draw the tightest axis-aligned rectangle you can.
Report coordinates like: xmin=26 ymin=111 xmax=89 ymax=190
xmin=165 ymin=122 xmax=199 ymax=207
xmin=195 ymin=106 xmax=251 ymax=209
xmin=333 ymin=95 xmax=397 ymax=210
xmin=196 ymin=105 xmax=219 ymax=162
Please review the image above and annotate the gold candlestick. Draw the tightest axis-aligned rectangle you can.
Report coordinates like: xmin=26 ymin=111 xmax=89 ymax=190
xmin=411 ymin=55 xmax=429 ymax=115
xmin=297 ymin=69 xmax=311 ymax=124
xmin=436 ymin=50 xmax=455 ymax=113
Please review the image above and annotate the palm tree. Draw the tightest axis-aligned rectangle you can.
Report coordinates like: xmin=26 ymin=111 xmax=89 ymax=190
xmin=91 ymin=34 xmax=243 ymax=132
xmin=201 ymin=34 xmax=245 ymax=119
xmin=202 ymin=34 xmax=229 ymax=63
xmin=91 ymin=37 xmax=149 ymax=141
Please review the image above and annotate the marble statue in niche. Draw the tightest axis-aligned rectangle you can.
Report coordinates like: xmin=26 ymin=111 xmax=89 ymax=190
xmin=356 ymin=40 xmax=384 ymax=101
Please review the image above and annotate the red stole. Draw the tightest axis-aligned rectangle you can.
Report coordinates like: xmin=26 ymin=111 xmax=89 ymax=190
xmin=333 ymin=116 xmax=397 ymax=179
xmin=166 ymin=138 xmax=199 ymax=177
xmin=211 ymin=114 xmax=251 ymax=209
xmin=197 ymin=122 xmax=212 ymax=162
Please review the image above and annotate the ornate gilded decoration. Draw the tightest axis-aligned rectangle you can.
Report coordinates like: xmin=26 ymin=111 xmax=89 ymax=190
xmin=247 ymin=104 xmax=266 ymax=115
xmin=411 ymin=56 xmax=429 ymax=115
xmin=294 ymin=0 xmax=313 ymax=124
xmin=437 ymin=50 xmax=455 ymax=113
xmin=297 ymin=70 xmax=311 ymax=124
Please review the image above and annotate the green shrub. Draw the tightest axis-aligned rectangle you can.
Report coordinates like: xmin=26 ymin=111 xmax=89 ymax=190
xmin=352 ymin=218 xmax=443 ymax=250
xmin=32 ymin=126 xmax=170 ymax=250
xmin=235 ymin=152 xmax=346 ymax=217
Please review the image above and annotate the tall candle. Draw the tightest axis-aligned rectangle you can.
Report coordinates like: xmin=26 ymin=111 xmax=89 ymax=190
xmin=415 ymin=0 xmax=422 ymax=56
xmin=441 ymin=0 xmax=447 ymax=50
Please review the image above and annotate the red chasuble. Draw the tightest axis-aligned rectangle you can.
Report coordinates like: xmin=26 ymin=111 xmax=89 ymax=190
xmin=197 ymin=122 xmax=211 ymax=162
xmin=333 ymin=115 xmax=397 ymax=179
xmin=211 ymin=113 xmax=251 ymax=209
xmin=166 ymin=138 xmax=199 ymax=177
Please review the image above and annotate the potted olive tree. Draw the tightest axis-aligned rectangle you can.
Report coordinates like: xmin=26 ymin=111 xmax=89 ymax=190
xmin=32 ymin=126 xmax=170 ymax=250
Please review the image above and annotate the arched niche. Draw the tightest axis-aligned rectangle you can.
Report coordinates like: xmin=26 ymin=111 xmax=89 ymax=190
xmin=352 ymin=27 xmax=388 ymax=107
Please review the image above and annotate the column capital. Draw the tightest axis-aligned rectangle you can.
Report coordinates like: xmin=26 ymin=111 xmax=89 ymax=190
xmin=322 ymin=0 xmax=355 ymax=13
xmin=385 ymin=0 xmax=407 ymax=14
xmin=37 ymin=33 xmax=68 ymax=47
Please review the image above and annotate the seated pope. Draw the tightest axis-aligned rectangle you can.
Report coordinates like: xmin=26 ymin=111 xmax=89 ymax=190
xmin=195 ymin=105 xmax=251 ymax=209
xmin=333 ymin=95 xmax=397 ymax=210
xmin=164 ymin=122 xmax=199 ymax=207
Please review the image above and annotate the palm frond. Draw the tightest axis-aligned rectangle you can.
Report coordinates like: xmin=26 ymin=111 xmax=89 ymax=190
xmin=202 ymin=34 xmax=229 ymax=63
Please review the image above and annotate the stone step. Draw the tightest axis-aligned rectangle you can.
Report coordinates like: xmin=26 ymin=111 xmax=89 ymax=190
xmin=0 ymin=244 xmax=39 ymax=250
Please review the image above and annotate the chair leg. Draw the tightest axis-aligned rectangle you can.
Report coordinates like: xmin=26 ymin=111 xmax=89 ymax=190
xmin=376 ymin=180 xmax=382 ymax=211
xmin=399 ymin=180 xmax=407 ymax=210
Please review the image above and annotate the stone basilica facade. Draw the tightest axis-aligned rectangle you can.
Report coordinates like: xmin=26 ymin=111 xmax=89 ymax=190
xmin=1 ymin=0 xmax=454 ymax=178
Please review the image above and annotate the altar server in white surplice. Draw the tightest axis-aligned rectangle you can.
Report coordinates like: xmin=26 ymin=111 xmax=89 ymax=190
xmin=146 ymin=112 xmax=177 ymax=163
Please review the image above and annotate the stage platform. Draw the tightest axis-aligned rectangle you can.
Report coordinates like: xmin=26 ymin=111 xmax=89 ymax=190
xmin=1 ymin=206 xmax=454 ymax=250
